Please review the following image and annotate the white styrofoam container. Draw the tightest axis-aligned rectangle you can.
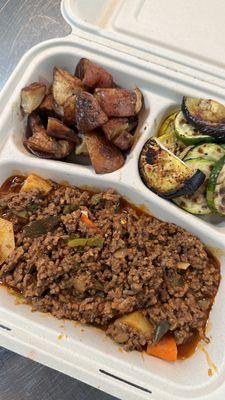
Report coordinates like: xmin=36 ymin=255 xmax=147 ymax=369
xmin=1 ymin=1 xmax=225 ymax=399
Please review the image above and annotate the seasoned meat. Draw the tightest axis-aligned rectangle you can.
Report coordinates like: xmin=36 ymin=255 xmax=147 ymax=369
xmin=76 ymin=91 xmax=108 ymax=132
xmin=75 ymin=58 xmax=114 ymax=89
xmin=94 ymin=88 xmax=142 ymax=117
xmin=0 ymin=179 xmax=220 ymax=353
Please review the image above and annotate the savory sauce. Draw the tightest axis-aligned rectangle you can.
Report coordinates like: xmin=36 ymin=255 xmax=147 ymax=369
xmin=0 ymin=175 xmax=26 ymax=194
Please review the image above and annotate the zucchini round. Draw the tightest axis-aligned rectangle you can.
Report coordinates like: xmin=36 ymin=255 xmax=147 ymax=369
xmin=175 ymin=111 xmax=212 ymax=145
xmin=184 ymin=143 xmax=225 ymax=162
xmin=158 ymin=111 xmax=178 ymax=137
xmin=182 ymin=97 xmax=225 ymax=141
xmin=173 ymin=158 xmax=215 ymax=215
xmin=206 ymin=155 xmax=225 ymax=214
xmin=138 ymin=139 xmax=205 ymax=199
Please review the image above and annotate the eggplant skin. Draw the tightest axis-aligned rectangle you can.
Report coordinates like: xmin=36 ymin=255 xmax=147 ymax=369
xmin=182 ymin=96 xmax=225 ymax=141
xmin=138 ymin=138 xmax=205 ymax=199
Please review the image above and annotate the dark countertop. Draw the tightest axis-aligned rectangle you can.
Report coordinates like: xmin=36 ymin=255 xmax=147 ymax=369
xmin=0 ymin=1 xmax=117 ymax=399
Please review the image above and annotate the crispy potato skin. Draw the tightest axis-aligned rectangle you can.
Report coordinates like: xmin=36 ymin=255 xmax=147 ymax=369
xmin=47 ymin=117 xmax=78 ymax=142
xmin=21 ymin=82 xmax=46 ymax=114
xmin=24 ymin=113 xmax=74 ymax=159
xmin=94 ymin=88 xmax=139 ymax=117
xmin=75 ymin=58 xmax=114 ymax=89
xmin=85 ymin=131 xmax=125 ymax=174
xmin=76 ymin=92 xmax=108 ymax=132
xmin=53 ymin=67 xmax=83 ymax=106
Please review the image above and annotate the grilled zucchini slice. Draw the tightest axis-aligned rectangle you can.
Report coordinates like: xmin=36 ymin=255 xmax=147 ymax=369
xmin=184 ymin=143 xmax=225 ymax=162
xmin=173 ymin=158 xmax=215 ymax=215
xmin=182 ymin=97 xmax=225 ymax=140
xmin=206 ymin=156 xmax=225 ymax=214
xmin=139 ymin=139 xmax=205 ymax=199
xmin=158 ymin=111 xmax=178 ymax=137
xmin=175 ymin=111 xmax=212 ymax=145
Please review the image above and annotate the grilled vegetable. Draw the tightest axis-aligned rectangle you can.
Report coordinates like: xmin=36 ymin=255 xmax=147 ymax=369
xmin=173 ymin=158 xmax=214 ymax=214
xmin=117 ymin=311 xmax=154 ymax=339
xmin=0 ymin=218 xmax=15 ymax=265
xmin=52 ymin=67 xmax=83 ymax=106
xmin=182 ymin=97 xmax=225 ymax=140
xmin=47 ymin=117 xmax=77 ymax=142
xmin=75 ymin=58 xmax=114 ymax=89
xmin=23 ymin=216 xmax=60 ymax=238
xmin=94 ymin=87 xmax=142 ymax=117
xmin=206 ymin=155 xmax=225 ymax=214
xmin=85 ymin=131 xmax=125 ymax=174
xmin=21 ymin=174 xmax=52 ymax=194
xmin=75 ymin=91 xmax=108 ymax=132
xmin=158 ymin=111 xmax=178 ymax=137
xmin=138 ymin=139 xmax=205 ymax=199
xmin=184 ymin=143 xmax=225 ymax=162
xmin=175 ymin=111 xmax=212 ymax=145
xmin=147 ymin=334 xmax=177 ymax=362
xmin=68 ymin=237 xmax=104 ymax=248
xmin=21 ymin=82 xmax=46 ymax=114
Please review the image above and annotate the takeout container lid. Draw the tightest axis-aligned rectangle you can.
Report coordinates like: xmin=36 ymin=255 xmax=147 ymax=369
xmin=61 ymin=0 xmax=225 ymax=88
xmin=1 ymin=2 xmax=225 ymax=400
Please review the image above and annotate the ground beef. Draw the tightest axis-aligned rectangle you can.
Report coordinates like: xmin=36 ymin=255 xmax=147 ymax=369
xmin=0 ymin=180 xmax=221 ymax=352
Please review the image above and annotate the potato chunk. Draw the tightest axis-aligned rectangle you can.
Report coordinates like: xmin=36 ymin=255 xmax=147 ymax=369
xmin=52 ymin=67 xmax=83 ymax=106
xmin=0 ymin=218 xmax=15 ymax=265
xmin=47 ymin=117 xmax=77 ymax=142
xmin=21 ymin=82 xmax=46 ymax=114
xmin=76 ymin=92 xmax=108 ymax=132
xmin=118 ymin=311 xmax=154 ymax=338
xmin=75 ymin=58 xmax=114 ymax=88
xmin=94 ymin=88 xmax=143 ymax=117
xmin=21 ymin=174 xmax=52 ymax=194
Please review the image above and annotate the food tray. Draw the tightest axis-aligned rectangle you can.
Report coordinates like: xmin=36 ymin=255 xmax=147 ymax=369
xmin=1 ymin=2 xmax=225 ymax=400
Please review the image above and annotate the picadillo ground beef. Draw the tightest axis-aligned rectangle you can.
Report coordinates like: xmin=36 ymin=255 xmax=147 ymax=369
xmin=0 ymin=178 xmax=221 ymax=352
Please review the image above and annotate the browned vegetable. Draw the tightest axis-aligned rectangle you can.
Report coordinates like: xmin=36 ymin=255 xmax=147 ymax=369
xmin=24 ymin=113 xmax=74 ymax=159
xmin=94 ymin=87 xmax=142 ymax=117
xmin=39 ymin=93 xmax=56 ymax=119
xmin=85 ymin=131 xmax=125 ymax=174
xmin=47 ymin=117 xmax=77 ymax=142
xmin=23 ymin=216 xmax=60 ymax=238
xmin=0 ymin=218 xmax=15 ymax=265
xmin=52 ymin=67 xmax=83 ymax=106
xmin=21 ymin=82 xmax=46 ymax=114
xmin=102 ymin=117 xmax=138 ymax=140
xmin=113 ymin=131 xmax=133 ymax=151
xmin=75 ymin=58 xmax=114 ymax=89
xmin=76 ymin=91 xmax=108 ymax=132
xmin=63 ymin=94 xmax=76 ymax=125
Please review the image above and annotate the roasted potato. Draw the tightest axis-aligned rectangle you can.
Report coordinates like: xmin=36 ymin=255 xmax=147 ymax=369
xmin=85 ymin=131 xmax=125 ymax=174
xmin=52 ymin=67 xmax=83 ymax=106
xmin=113 ymin=131 xmax=133 ymax=151
xmin=21 ymin=174 xmax=52 ymax=194
xmin=76 ymin=91 xmax=108 ymax=132
xmin=21 ymin=82 xmax=46 ymax=114
xmin=94 ymin=87 xmax=143 ymax=117
xmin=47 ymin=117 xmax=78 ymax=142
xmin=75 ymin=58 xmax=114 ymax=89
xmin=102 ymin=117 xmax=137 ymax=151
xmin=0 ymin=218 xmax=15 ymax=265
xmin=63 ymin=94 xmax=76 ymax=125
xmin=39 ymin=94 xmax=55 ymax=116
xmin=24 ymin=113 xmax=74 ymax=159
xmin=115 ymin=311 xmax=154 ymax=339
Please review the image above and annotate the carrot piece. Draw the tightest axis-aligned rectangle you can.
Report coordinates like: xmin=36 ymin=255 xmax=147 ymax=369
xmin=80 ymin=212 xmax=98 ymax=230
xmin=147 ymin=334 xmax=177 ymax=362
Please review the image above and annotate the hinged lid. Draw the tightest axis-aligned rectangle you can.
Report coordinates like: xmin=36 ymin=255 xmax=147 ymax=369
xmin=61 ymin=0 xmax=225 ymax=88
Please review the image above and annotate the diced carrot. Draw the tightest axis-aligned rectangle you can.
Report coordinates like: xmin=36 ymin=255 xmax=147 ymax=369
xmin=147 ymin=334 xmax=177 ymax=362
xmin=80 ymin=212 xmax=98 ymax=230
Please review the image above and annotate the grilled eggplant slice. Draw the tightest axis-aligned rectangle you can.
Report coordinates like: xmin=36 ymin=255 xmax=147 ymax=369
xmin=175 ymin=111 xmax=212 ymax=145
xmin=182 ymin=97 xmax=225 ymax=140
xmin=94 ymin=87 xmax=142 ymax=117
xmin=21 ymin=82 xmax=46 ymax=114
xmin=24 ymin=113 xmax=74 ymax=159
xmin=184 ymin=143 xmax=225 ymax=162
xmin=52 ymin=67 xmax=83 ymax=106
xmin=75 ymin=58 xmax=114 ymax=89
xmin=206 ymin=156 xmax=225 ymax=214
xmin=85 ymin=131 xmax=125 ymax=174
xmin=139 ymin=139 xmax=205 ymax=199
xmin=173 ymin=159 xmax=214 ymax=215
xmin=76 ymin=91 xmax=108 ymax=132
xmin=47 ymin=117 xmax=77 ymax=142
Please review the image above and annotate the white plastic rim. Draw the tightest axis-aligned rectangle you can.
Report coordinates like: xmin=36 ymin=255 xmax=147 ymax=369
xmin=1 ymin=35 xmax=225 ymax=400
